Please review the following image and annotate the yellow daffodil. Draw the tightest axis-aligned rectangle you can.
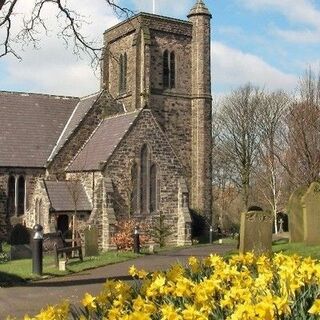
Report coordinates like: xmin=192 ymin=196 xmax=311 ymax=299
xmin=309 ymin=299 xmax=320 ymax=315
xmin=82 ymin=293 xmax=96 ymax=311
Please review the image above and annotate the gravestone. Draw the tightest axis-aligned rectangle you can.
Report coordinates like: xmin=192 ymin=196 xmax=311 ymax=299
xmin=239 ymin=210 xmax=273 ymax=254
xmin=84 ymin=226 xmax=98 ymax=256
xmin=288 ymin=187 xmax=307 ymax=242
xmin=10 ymin=244 xmax=32 ymax=260
xmin=302 ymin=182 xmax=320 ymax=245
xmin=9 ymin=224 xmax=32 ymax=260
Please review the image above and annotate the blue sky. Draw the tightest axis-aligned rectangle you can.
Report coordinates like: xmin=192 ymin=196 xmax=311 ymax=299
xmin=0 ymin=0 xmax=319 ymax=97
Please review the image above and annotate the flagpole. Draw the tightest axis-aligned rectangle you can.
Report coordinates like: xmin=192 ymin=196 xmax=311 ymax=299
xmin=153 ymin=0 xmax=155 ymax=14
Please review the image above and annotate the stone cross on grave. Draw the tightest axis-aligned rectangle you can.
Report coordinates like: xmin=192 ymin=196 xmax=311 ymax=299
xmin=279 ymin=218 xmax=284 ymax=233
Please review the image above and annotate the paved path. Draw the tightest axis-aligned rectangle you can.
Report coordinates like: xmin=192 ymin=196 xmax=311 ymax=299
xmin=0 ymin=244 xmax=235 ymax=318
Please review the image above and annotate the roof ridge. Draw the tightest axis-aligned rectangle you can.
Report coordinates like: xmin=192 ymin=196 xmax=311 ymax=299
xmin=80 ymin=91 xmax=102 ymax=100
xmin=103 ymin=109 xmax=141 ymax=121
xmin=0 ymin=90 xmax=79 ymax=100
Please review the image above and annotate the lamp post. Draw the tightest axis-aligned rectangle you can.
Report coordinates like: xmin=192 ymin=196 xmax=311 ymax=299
xmin=209 ymin=226 xmax=213 ymax=244
xmin=32 ymin=224 xmax=43 ymax=275
xmin=133 ymin=226 xmax=140 ymax=254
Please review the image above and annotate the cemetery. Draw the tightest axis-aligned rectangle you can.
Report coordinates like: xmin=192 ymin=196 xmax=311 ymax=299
xmin=1 ymin=0 xmax=320 ymax=319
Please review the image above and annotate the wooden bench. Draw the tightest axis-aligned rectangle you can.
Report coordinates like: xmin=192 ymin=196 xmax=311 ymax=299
xmin=54 ymin=232 xmax=83 ymax=267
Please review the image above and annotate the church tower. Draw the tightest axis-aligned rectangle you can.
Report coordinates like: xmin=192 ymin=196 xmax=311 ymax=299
xmin=101 ymin=0 xmax=213 ymax=219
xmin=188 ymin=0 xmax=213 ymax=218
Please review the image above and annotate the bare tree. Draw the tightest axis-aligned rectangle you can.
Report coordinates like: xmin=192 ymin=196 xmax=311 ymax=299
xmin=0 ymin=0 xmax=132 ymax=63
xmin=217 ymin=84 xmax=264 ymax=209
xmin=212 ymin=113 xmax=240 ymax=229
xmin=255 ymin=91 xmax=290 ymax=233
xmin=65 ymin=178 xmax=82 ymax=248
xmin=285 ymin=68 xmax=320 ymax=187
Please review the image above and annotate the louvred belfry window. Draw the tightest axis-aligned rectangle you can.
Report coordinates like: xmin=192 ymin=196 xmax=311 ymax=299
xmin=163 ymin=50 xmax=175 ymax=89
xmin=119 ymin=53 xmax=127 ymax=93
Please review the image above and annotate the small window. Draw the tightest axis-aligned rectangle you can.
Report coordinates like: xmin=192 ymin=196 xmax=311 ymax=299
xmin=163 ymin=50 xmax=175 ymax=89
xmin=17 ymin=176 xmax=25 ymax=216
xmin=163 ymin=50 xmax=169 ymax=89
xmin=150 ymin=164 xmax=158 ymax=213
xmin=170 ymin=51 xmax=175 ymax=88
xmin=119 ymin=53 xmax=127 ymax=93
xmin=39 ymin=199 xmax=44 ymax=226
xmin=130 ymin=162 xmax=138 ymax=214
xmin=7 ymin=175 xmax=15 ymax=216
xmin=140 ymin=145 xmax=150 ymax=213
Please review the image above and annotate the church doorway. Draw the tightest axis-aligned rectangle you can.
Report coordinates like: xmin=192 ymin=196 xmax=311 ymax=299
xmin=57 ymin=215 xmax=69 ymax=235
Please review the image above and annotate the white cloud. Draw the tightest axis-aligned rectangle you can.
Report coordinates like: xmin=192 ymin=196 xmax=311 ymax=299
xmin=241 ymin=0 xmax=320 ymax=43
xmin=272 ymin=27 xmax=320 ymax=44
xmin=0 ymin=0 xmax=120 ymax=96
xmin=212 ymin=41 xmax=298 ymax=92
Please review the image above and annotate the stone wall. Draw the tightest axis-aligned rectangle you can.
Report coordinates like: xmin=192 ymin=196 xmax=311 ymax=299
xmin=149 ymin=95 xmax=192 ymax=185
xmin=150 ymin=29 xmax=192 ymax=93
xmin=103 ymin=109 xmax=191 ymax=245
xmin=107 ymin=33 xmax=135 ymax=111
xmin=0 ymin=168 xmax=45 ymax=238
xmin=26 ymin=179 xmax=51 ymax=232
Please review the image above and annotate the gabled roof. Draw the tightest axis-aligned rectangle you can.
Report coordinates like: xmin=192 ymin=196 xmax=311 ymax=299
xmin=68 ymin=110 xmax=140 ymax=172
xmin=47 ymin=92 xmax=101 ymax=162
xmin=44 ymin=180 xmax=92 ymax=212
xmin=0 ymin=91 xmax=79 ymax=168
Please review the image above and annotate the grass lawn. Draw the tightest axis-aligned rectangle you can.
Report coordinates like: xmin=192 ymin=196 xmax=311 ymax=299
xmin=0 ymin=244 xmax=139 ymax=286
xmin=272 ymin=239 xmax=320 ymax=259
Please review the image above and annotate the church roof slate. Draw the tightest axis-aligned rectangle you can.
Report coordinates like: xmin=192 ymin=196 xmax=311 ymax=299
xmin=44 ymin=180 xmax=92 ymax=212
xmin=67 ymin=110 xmax=140 ymax=172
xmin=47 ymin=92 xmax=101 ymax=162
xmin=0 ymin=91 xmax=79 ymax=168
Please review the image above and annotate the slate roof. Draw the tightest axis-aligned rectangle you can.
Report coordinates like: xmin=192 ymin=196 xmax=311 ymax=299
xmin=47 ymin=92 xmax=101 ymax=162
xmin=44 ymin=180 xmax=92 ymax=212
xmin=68 ymin=111 xmax=140 ymax=171
xmin=0 ymin=91 xmax=79 ymax=168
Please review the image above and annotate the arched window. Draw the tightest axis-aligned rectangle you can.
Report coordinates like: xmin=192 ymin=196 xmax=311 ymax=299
xmin=170 ymin=51 xmax=175 ymax=88
xmin=140 ymin=145 xmax=150 ymax=213
xmin=150 ymin=163 xmax=158 ymax=213
xmin=163 ymin=50 xmax=175 ymax=89
xmin=130 ymin=161 xmax=138 ymax=214
xmin=163 ymin=50 xmax=169 ymax=89
xmin=39 ymin=199 xmax=44 ymax=226
xmin=35 ymin=198 xmax=39 ymax=224
xmin=7 ymin=175 xmax=15 ymax=216
xmin=17 ymin=175 xmax=25 ymax=215
xmin=119 ymin=53 xmax=127 ymax=93
xmin=123 ymin=52 xmax=127 ymax=91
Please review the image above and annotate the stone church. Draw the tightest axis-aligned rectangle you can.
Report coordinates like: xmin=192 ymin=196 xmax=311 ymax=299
xmin=0 ymin=0 xmax=212 ymax=249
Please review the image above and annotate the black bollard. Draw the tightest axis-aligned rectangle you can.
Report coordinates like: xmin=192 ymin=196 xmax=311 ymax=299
xmin=32 ymin=224 xmax=43 ymax=275
xmin=209 ymin=226 xmax=213 ymax=244
xmin=133 ymin=227 xmax=140 ymax=254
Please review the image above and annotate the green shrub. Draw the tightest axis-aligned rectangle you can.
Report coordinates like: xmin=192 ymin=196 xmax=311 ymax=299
xmin=8 ymin=224 xmax=31 ymax=245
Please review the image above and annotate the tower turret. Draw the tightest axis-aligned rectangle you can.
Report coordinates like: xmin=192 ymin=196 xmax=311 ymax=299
xmin=188 ymin=0 xmax=212 ymax=219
